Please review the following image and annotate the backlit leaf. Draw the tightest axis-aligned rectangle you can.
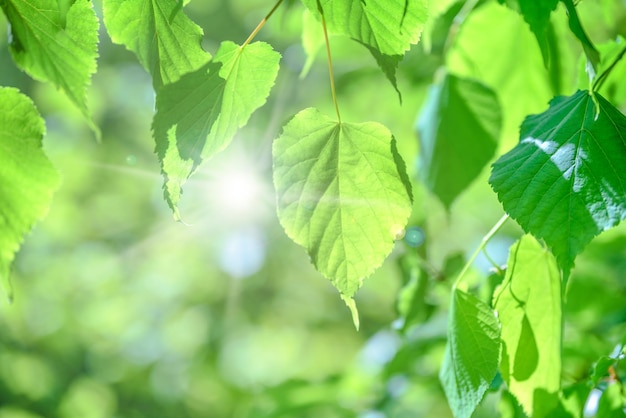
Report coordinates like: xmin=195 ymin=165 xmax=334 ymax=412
xmin=1 ymin=0 xmax=99 ymax=126
xmin=489 ymin=90 xmax=626 ymax=276
xmin=0 ymin=88 xmax=60 ymax=289
xmin=103 ymin=0 xmax=211 ymax=88
xmin=493 ymin=235 xmax=561 ymax=416
xmin=417 ymin=73 xmax=502 ymax=208
xmin=153 ymin=41 xmax=280 ymax=215
xmin=302 ymin=0 xmax=428 ymax=56
xmin=273 ymin=108 xmax=412 ymax=298
xmin=440 ymin=289 xmax=501 ymax=418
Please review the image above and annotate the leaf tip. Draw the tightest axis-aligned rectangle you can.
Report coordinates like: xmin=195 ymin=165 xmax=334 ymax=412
xmin=341 ymin=294 xmax=360 ymax=330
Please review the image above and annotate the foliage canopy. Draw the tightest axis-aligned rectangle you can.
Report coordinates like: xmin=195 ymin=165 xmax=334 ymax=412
xmin=1 ymin=0 xmax=626 ymax=416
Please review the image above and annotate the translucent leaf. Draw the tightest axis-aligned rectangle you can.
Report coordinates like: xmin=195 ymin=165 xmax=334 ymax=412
xmin=153 ymin=41 xmax=280 ymax=215
xmin=439 ymin=289 xmax=501 ymax=418
xmin=489 ymin=90 xmax=626 ymax=276
xmin=417 ymin=74 xmax=502 ymax=208
xmin=0 ymin=88 xmax=60 ymax=288
xmin=103 ymin=0 xmax=211 ymax=88
xmin=273 ymin=108 xmax=412 ymax=298
xmin=302 ymin=0 xmax=428 ymax=56
xmin=1 ymin=0 xmax=98 ymax=126
xmin=493 ymin=235 xmax=561 ymax=416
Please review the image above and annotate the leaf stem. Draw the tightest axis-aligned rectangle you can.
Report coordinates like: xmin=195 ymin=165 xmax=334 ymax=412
xmin=242 ymin=0 xmax=284 ymax=48
xmin=593 ymin=43 xmax=626 ymax=92
xmin=453 ymin=214 xmax=509 ymax=290
xmin=317 ymin=0 xmax=341 ymax=123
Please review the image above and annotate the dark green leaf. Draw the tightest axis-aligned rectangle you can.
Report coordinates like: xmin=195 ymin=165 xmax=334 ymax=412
xmin=0 ymin=88 xmax=60 ymax=288
xmin=440 ymin=289 xmax=500 ymax=418
xmin=490 ymin=90 xmax=626 ymax=276
xmin=417 ymin=74 xmax=502 ymax=208
xmin=273 ymin=108 xmax=413 ymax=300
xmin=154 ymin=41 xmax=280 ymax=215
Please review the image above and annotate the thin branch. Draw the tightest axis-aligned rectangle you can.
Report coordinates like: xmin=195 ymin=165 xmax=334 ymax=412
xmin=593 ymin=43 xmax=626 ymax=92
xmin=317 ymin=0 xmax=341 ymax=122
xmin=453 ymin=214 xmax=509 ymax=290
xmin=242 ymin=0 xmax=284 ymax=48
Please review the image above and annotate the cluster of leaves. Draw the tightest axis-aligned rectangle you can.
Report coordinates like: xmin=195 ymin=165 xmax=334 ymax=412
xmin=2 ymin=0 xmax=626 ymax=416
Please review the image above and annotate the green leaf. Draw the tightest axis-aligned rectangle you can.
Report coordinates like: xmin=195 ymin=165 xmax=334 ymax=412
xmin=360 ymin=43 xmax=403 ymax=103
xmin=302 ymin=0 xmax=428 ymax=56
xmin=446 ymin=2 xmax=553 ymax=146
xmin=154 ymin=41 xmax=280 ymax=215
xmin=439 ymin=289 xmax=501 ymax=418
xmin=0 ymin=88 xmax=60 ymax=289
xmin=499 ymin=390 xmax=528 ymax=418
xmin=103 ymin=0 xmax=211 ymax=88
xmin=273 ymin=108 xmax=413 ymax=298
xmin=489 ymin=90 xmax=626 ymax=276
xmin=417 ymin=73 xmax=502 ymax=208
xmin=500 ymin=0 xmax=559 ymax=66
xmin=591 ymin=356 xmax=617 ymax=387
xmin=493 ymin=235 xmax=561 ymax=416
xmin=1 ymin=0 xmax=99 ymax=127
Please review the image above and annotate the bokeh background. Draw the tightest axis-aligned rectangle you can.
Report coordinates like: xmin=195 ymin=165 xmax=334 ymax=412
xmin=2 ymin=0 xmax=626 ymax=416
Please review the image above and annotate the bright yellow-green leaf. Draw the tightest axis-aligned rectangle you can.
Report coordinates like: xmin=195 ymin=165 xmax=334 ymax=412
xmin=1 ymin=0 xmax=99 ymax=127
xmin=0 ymin=87 xmax=60 ymax=288
xmin=154 ymin=41 xmax=280 ymax=215
xmin=493 ymin=235 xmax=561 ymax=416
xmin=103 ymin=0 xmax=211 ymax=88
xmin=273 ymin=107 xmax=412 ymax=298
xmin=302 ymin=0 xmax=428 ymax=56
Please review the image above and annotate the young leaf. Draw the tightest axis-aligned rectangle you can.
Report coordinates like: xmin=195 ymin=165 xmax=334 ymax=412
xmin=302 ymin=0 xmax=428 ymax=56
xmin=103 ymin=0 xmax=211 ymax=88
xmin=273 ymin=108 xmax=412 ymax=299
xmin=439 ymin=289 xmax=501 ymax=418
xmin=1 ymin=0 xmax=99 ymax=126
xmin=153 ymin=41 xmax=280 ymax=215
xmin=493 ymin=235 xmax=561 ymax=416
xmin=489 ymin=90 xmax=626 ymax=276
xmin=417 ymin=74 xmax=502 ymax=209
xmin=0 ymin=88 xmax=60 ymax=288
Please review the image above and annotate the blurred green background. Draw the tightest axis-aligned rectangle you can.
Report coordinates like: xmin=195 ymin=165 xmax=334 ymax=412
xmin=2 ymin=0 xmax=626 ymax=417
